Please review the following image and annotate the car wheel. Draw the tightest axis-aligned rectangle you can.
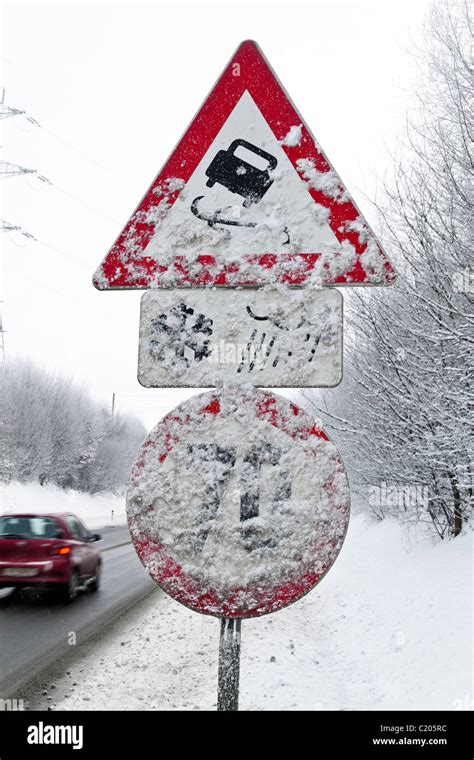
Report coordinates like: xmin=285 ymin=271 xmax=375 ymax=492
xmin=61 ymin=570 xmax=79 ymax=603
xmin=89 ymin=563 xmax=101 ymax=593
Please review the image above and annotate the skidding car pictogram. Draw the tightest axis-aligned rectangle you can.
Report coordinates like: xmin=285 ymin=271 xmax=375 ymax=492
xmin=205 ymin=138 xmax=277 ymax=206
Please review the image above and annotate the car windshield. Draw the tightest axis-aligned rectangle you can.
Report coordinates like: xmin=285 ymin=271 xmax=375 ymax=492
xmin=0 ymin=516 xmax=63 ymax=539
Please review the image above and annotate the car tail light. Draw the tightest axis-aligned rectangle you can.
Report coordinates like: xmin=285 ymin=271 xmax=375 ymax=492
xmin=52 ymin=546 xmax=71 ymax=556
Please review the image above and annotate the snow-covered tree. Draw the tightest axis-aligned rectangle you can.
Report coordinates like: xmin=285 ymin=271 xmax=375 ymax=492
xmin=0 ymin=357 xmax=146 ymax=494
xmin=303 ymin=0 xmax=472 ymax=538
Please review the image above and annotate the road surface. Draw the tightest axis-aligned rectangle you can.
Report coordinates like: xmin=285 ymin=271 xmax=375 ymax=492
xmin=0 ymin=525 xmax=156 ymax=697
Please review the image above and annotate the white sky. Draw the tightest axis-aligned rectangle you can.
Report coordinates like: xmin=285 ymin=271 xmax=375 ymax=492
xmin=1 ymin=0 xmax=432 ymax=429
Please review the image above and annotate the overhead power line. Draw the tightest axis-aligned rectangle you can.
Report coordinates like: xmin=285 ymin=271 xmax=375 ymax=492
xmin=1 ymin=218 xmax=89 ymax=269
xmin=0 ymin=103 xmax=40 ymax=125
xmin=0 ymin=88 xmax=40 ymax=125
xmin=1 ymin=91 xmax=121 ymax=223
xmin=0 ymin=220 xmax=36 ymax=239
xmin=0 ymin=161 xmax=50 ymax=182
xmin=2 ymin=88 xmax=113 ymax=172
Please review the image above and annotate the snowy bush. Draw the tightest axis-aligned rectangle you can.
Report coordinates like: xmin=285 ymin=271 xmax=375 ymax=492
xmin=0 ymin=357 xmax=146 ymax=493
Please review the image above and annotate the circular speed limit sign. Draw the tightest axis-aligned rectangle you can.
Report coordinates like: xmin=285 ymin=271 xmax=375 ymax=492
xmin=127 ymin=387 xmax=350 ymax=618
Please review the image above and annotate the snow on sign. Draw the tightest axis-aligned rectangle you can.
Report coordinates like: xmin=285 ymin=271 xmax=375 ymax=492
xmin=127 ymin=387 xmax=350 ymax=618
xmin=138 ymin=288 xmax=342 ymax=388
xmin=93 ymin=40 xmax=395 ymax=289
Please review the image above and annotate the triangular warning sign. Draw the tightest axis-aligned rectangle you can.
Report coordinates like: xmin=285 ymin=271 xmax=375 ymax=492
xmin=93 ymin=41 xmax=396 ymax=289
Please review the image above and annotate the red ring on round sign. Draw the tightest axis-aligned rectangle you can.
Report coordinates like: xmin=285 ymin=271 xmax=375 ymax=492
xmin=127 ymin=388 xmax=350 ymax=618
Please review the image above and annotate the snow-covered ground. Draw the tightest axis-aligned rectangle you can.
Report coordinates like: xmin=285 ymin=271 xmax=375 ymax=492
xmin=0 ymin=482 xmax=126 ymax=529
xmin=27 ymin=514 xmax=472 ymax=711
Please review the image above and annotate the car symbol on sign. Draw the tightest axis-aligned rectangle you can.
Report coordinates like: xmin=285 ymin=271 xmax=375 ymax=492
xmin=205 ymin=139 xmax=278 ymax=207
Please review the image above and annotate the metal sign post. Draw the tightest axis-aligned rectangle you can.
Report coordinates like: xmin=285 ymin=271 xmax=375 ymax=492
xmin=217 ymin=619 xmax=242 ymax=711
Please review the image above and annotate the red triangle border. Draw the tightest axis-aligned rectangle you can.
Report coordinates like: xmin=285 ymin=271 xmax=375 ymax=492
xmin=93 ymin=40 xmax=396 ymax=289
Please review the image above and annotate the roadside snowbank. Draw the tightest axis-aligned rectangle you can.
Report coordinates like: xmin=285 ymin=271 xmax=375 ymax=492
xmin=27 ymin=514 xmax=472 ymax=710
xmin=0 ymin=482 xmax=126 ymax=529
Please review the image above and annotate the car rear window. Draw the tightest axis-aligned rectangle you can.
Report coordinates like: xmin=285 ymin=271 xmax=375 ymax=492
xmin=0 ymin=516 xmax=63 ymax=539
xmin=64 ymin=516 xmax=87 ymax=540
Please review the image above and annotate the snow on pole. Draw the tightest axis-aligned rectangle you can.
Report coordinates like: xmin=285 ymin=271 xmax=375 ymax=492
xmin=217 ymin=619 xmax=241 ymax=711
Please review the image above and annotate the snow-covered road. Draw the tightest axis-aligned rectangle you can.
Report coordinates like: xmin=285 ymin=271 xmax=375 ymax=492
xmin=24 ymin=515 xmax=472 ymax=711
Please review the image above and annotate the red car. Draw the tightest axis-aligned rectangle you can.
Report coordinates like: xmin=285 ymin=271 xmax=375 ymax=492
xmin=0 ymin=513 xmax=102 ymax=602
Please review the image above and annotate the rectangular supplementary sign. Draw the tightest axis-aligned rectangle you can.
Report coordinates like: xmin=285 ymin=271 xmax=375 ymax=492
xmin=138 ymin=289 xmax=342 ymax=388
